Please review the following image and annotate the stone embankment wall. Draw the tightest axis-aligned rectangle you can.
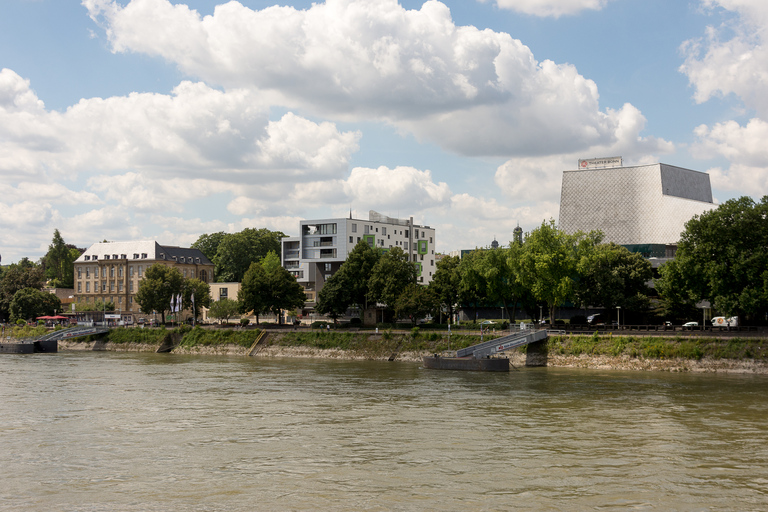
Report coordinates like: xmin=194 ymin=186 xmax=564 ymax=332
xmin=57 ymin=332 xmax=768 ymax=374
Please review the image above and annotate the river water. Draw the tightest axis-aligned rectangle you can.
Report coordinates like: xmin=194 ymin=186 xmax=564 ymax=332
xmin=1 ymin=352 xmax=767 ymax=511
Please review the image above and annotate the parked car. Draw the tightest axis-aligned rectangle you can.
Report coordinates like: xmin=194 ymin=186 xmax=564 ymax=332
xmin=480 ymin=320 xmax=497 ymax=326
xmin=683 ymin=321 xmax=698 ymax=327
xmin=587 ymin=314 xmax=604 ymax=325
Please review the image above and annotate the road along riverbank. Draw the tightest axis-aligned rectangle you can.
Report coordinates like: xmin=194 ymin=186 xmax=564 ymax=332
xmin=51 ymin=327 xmax=768 ymax=374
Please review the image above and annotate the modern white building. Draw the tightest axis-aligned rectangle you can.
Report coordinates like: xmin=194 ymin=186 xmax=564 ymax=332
xmin=282 ymin=211 xmax=436 ymax=308
xmin=559 ymin=161 xmax=715 ymax=257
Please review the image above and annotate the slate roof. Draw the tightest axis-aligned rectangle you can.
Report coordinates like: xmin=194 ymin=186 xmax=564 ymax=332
xmin=75 ymin=241 xmax=212 ymax=266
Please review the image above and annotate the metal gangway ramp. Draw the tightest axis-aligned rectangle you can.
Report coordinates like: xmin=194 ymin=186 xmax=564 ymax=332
xmin=456 ymin=329 xmax=549 ymax=359
xmin=34 ymin=326 xmax=110 ymax=342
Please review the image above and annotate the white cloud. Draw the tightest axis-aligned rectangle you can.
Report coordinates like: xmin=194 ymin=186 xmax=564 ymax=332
xmin=84 ymin=0 xmax=646 ymax=157
xmin=479 ymin=0 xmax=612 ymax=18
xmin=0 ymin=69 xmax=359 ymax=183
xmin=680 ymin=0 xmax=768 ymax=117
xmin=692 ymin=118 xmax=768 ymax=195
xmin=495 ymin=103 xmax=674 ymax=204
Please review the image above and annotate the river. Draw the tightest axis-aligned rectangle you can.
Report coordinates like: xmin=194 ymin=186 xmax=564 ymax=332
xmin=1 ymin=352 xmax=766 ymax=511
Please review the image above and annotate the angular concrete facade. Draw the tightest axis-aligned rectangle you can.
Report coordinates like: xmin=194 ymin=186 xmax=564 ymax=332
xmin=559 ymin=163 xmax=715 ymax=246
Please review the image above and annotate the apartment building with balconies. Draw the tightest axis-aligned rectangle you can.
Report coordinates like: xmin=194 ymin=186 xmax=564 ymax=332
xmin=281 ymin=211 xmax=436 ymax=312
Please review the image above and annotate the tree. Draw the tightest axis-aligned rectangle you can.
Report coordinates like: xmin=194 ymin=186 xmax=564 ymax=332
xmin=135 ymin=264 xmax=184 ymax=324
xmin=191 ymin=232 xmax=227 ymax=262
xmin=72 ymin=299 xmax=115 ymax=312
xmin=367 ymin=247 xmax=417 ymax=316
xmin=315 ymin=271 xmax=350 ymax=323
xmin=239 ymin=252 xmax=305 ymax=325
xmin=429 ymin=255 xmax=461 ymax=324
xmin=315 ymin=240 xmax=380 ymax=322
xmin=656 ymin=196 xmax=768 ymax=322
xmin=43 ymin=229 xmax=80 ymax=289
xmin=183 ymin=278 xmax=211 ymax=321
xmin=518 ymin=220 xmax=600 ymax=324
xmin=394 ymin=283 xmax=437 ymax=325
xmin=239 ymin=261 xmax=270 ymax=324
xmin=0 ymin=259 xmax=45 ymax=322
xmin=9 ymin=288 xmax=61 ymax=323
xmin=457 ymin=250 xmax=487 ymax=322
xmin=207 ymin=298 xmax=241 ymax=324
xmin=574 ymin=243 xmax=653 ymax=322
xmin=211 ymin=228 xmax=287 ymax=282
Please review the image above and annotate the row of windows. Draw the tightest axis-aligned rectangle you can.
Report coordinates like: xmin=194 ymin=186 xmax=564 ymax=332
xmin=83 ymin=253 xmax=148 ymax=261
xmin=77 ymin=295 xmax=133 ymax=305
xmin=78 ymin=281 xmax=135 ymax=293
xmin=77 ymin=266 xmax=209 ymax=281
xmin=350 ymin=223 xmax=431 ymax=242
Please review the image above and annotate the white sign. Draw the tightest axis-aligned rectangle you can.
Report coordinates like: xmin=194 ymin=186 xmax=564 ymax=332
xmin=578 ymin=156 xmax=622 ymax=169
xmin=105 ymin=314 xmax=121 ymax=319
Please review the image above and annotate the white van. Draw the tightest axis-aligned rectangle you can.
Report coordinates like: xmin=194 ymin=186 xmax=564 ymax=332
xmin=711 ymin=316 xmax=738 ymax=327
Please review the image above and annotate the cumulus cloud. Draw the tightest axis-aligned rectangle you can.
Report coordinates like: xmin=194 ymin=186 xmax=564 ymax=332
xmin=479 ymin=0 xmax=612 ymax=18
xmin=680 ymin=0 xmax=768 ymax=117
xmin=84 ymin=0 xmax=646 ymax=156
xmin=0 ymin=69 xmax=360 ymax=183
xmin=679 ymin=1 xmax=768 ymax=197
xmin=692 ymin=118 xmax=768 ymax=194
xmin=495 ymin=103 xmax=674 ymax=204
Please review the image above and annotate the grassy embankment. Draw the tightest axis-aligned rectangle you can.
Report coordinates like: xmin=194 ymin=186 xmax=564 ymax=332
xmin=15 ymin=325 xmax=768 ymax=361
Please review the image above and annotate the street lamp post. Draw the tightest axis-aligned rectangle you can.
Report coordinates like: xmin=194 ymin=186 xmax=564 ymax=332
xmin=539 ymin=305 xmax=543 ymax=325
xmin=616 ymin=306 xmax=621 ymax=329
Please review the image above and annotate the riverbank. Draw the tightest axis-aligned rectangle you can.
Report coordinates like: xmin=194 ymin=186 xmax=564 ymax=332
xmin=53 ymin=328 xmax=768 ymax=374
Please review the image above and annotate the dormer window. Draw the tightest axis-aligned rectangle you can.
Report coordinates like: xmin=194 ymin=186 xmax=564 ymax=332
xmin=84 ymin=255 xmax=90 ymax=261
xmin=180 ymin=257 xmax=185 ymax=263
xmin=141 ymin=253 xmax=147 ymax=259
xmin=104 ymin=255 xmax=110 ymax=260
xmin=93 ymin=255 xmax=98 ymax=260
xmin=113 ymin=254 xmax=118 ymax=259
xmin=133 ymin=253 xmax=139 ymax=259
xmin=121 ymin=254 xmax=127 ymax=259
xmin=196 ymin=258 xmax=200 ymax=263
xmin=160 ymin=254 xmax=165 ymax=260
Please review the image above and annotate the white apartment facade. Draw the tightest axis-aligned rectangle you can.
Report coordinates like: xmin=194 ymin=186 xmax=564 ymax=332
xmin=282 ymin=211 xmax=436 ymax=308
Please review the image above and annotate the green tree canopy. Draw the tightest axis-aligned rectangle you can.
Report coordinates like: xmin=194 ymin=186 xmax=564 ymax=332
xmin=575 ymin=242 xmax=653 ymax=321
xmin=518 ymin=220 xmax=601 ymax=323
xmin=394 ymin=283 xmax=437 ymax=325
xmin=315 ymin=240 xmax=380 ymax=322
xmin=428 ymin=255 xmax=461 ymax=323
xmin=239 ymin=253 xmax=305 ymax=325
xmin=205 ymin=228 xmax=287 ymax=282
xmin=184 ymin=278 xmax=211 ymax=321
xmin=367 ymin=247 xmax=417 ymax=314
xmin=207 ymin=297 xmax=241 ymax=324
xmin=9 ymin=288 xmax=61 ymax=323
xmin=0 ymin=259 xmax=45 ymax=322
xmin=135 ymin=264 xmax=185 ymax=324
xmin=43 ymin=229 xmax=81 ymax=289
xmin=656 ymin=196 xmax=768 ymax=321
xmin=315 ymin=271 xmax=350 ymax=323
xmin=191 ymin=232 xmax=227 ymax=262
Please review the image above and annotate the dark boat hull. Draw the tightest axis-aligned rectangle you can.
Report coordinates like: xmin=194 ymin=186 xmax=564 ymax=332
xmin=422 ymin=356 xmax=509 ymax=372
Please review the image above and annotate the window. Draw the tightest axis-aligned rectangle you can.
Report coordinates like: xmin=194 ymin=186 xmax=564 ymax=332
xmin=382 ymin=227 xmax=387 ymax=235
xmin=325 ymin=263 xmax=332 ymax=272
xmin=118 ymin=267 xmax=122 ymax=278
xmin=430 ymin=237 xmax=433 ymax=243
xmin=364 ymin=225 xmax=370 ymax=234
xmin=86 ymin=282 xmax=90 ymax=293
xmin=77 ymin=283 xmax=82 ymax=293
xmin=121 ymin=254 xmax=127 ymax=259
xmin=118 ymin=283 xmax=123 ymax=292
xmin=133 ymin=253 xmax=139 ymax=259
xmin=77 ymin=268 xmax=81 ymax=279
xmin=93 ymin=255 xmax=98 ymax=260
xmin=85 ymin=255 xmax=90 ymax=261
xmin=110 ymin=266 xmax=115 ymax=278
xmin=104 ymin=255 xmax=110 ymax=260
xmin=420 ymin=254 xmax=424 ymax=260
xmin=352 ymin=224 xmax=357 ymax=233
xmin=138 ymin=266 xmax=143 ymax=277
xmin=110 ymin=282 xmax=115 ymax=292
xmin=349 ymin=236 xmax=353 ymax=243
xmin=141 ymin=253 xmax=147 ymax=259
xmin=430 ymin=260 xmax=434 ymax=266
xmin=404 ymin=242 xmax=408 ymax=250
xmin=375 ymin=228 xmax=378 ymax=233
xmin=220 ymin=288 xmax=228 ymax=299
xmin=129 ymin=282 xmax=133 ymax=292
xmin=183 ymin=269 xmax=188 ymax=277
xmin=102 ymin=281 xmax=107 ymax=292
xmin=129 ymin=266 xmax=134 ymax=277
xmin=357 ymin=237 xmax=360 ymax=242
xmin=86 ymin=268 xmax=90 ymax=278
xmin=118 ymin=296 xmax=122 ymax=304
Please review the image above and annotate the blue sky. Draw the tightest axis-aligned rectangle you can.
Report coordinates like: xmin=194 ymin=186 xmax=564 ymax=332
xmin=1 ymin=0 xmax=766 ymax=264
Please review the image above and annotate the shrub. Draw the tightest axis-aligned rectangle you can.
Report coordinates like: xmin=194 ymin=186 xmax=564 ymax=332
xmin=411 ymin=326 xmax=421 ymax=339
xmin=349 ymin=317 xmax=362 ymax=325
xmin=240 ymin=318 xmax=250 ymax=327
